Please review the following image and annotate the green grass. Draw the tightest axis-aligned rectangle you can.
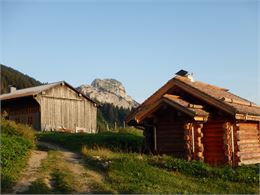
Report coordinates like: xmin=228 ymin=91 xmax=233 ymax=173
xmin=1 ymin=119 xmax=35 ymax=193
xmin=148 ymin=155 xmax=259 ymax=184
xmin=37 ymin=131 xmax=260 ymax=194
xmin=37 ymin=130 xmax=144 ymax=153
xmin=1 ymin=118 xmax=35 ymax=141
xmin=21 ymin=179 xmax=52 ymax=194
xmin=82 ymin=148 xmax=259 ymax=194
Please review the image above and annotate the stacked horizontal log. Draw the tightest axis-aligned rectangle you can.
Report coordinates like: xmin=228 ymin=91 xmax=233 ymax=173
xmin=194 ymin=123 xmax=204 ymax=161
xmin=184 ymin=123 xmax=193 ymax=161
xmin=203 ymin=121 xmax=225 ymax=165
xmin=222 ymin=122 xmax=233 ymax=165
xmin=236 ymin=123 xmax=260 ymax=165
xmin=156 ymin=121 xmax=185 ymax=155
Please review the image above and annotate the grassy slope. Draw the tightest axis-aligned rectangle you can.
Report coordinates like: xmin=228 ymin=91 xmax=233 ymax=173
xmin=1 ymin=119 xmax=36 ymax=192
xmin=37 ymin=131 xmax=259 ymax=194
xmin=0 ymin=64 xmax=42 ymax=94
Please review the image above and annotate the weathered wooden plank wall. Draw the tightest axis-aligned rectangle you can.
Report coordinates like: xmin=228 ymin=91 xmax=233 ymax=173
xmin=36 ymin=84 xmax=97 ymax=133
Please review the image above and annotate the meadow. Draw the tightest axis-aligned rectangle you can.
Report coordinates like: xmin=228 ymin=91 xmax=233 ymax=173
xmin=1 ymin=121 xmax=259 ymax=194
xmin=38 ymin=130 xmax=259 ymax=194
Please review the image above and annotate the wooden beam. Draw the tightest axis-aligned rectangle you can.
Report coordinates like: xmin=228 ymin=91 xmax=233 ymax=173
xmin=194 ymin=116 xmax=207 ymax=122
xmin=221 ymin=97 xmax=260 ymax=108
xmin=235 ymin=114 xmax=260 ymax=121
xmin=188 ymin=104 xmax=203 ymax=109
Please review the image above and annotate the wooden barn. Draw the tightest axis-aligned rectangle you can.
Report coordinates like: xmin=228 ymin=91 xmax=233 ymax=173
xmin=126 ymin=71 xmax=260 ymax=166
xmin=0 ymin=81 xmax=97 ymax=133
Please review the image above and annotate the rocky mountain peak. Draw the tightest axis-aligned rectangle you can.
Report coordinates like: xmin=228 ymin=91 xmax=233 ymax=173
xmin=79 ymin=78 xmax=139 ymax=110
xmin=91 ymin=79 xmax=126 ymax=97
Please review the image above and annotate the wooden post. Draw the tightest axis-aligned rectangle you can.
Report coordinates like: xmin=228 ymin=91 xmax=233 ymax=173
xmin=153 ymin=126 xmax=157 ymax=152
xmin=143 ymin=126 xmax=153 ymax=154
xmin=114 ymin=122 xmax=117 ymax=130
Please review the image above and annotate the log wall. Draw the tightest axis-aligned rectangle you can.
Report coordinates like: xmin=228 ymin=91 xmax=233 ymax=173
xmin=202 ymin=120 xmax=225 ymax=165
xmin=36 ymin=84 xmax=97 ymax=133
xmin=155 ymin=111 xmax=186 ymax=157
xmin=236 ymin=122 xmax=260 ymax=165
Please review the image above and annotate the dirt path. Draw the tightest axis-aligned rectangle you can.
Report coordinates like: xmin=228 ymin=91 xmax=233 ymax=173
xmin=12 ymin=150 xmax=48 ymax=193
xmin=13 ymin=141 xmax=105 ymax=194
xmin=38 ymin=141 xmax=97 ymax=193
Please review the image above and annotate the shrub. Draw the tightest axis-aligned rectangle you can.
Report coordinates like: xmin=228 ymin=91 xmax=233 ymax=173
xmin=37 ymin=131 xmax=144 ymax=153
xmin=1 ymin=134 xmax=35 ymax=192
xmin=1 ymin=118 xmax=35 ymax=142
xmin=147 ymin=155 xmax=259 ymax=184
xmin=1 ymin=119 xmax=35 ymax=192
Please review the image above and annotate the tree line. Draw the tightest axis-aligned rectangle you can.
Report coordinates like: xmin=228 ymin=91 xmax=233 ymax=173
xmin=0 ymin=64 xmax=42 ymax=94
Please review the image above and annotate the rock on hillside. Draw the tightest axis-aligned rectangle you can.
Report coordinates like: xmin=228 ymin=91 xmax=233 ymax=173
xmin=78 ymin=79 xmax=139 ymax=110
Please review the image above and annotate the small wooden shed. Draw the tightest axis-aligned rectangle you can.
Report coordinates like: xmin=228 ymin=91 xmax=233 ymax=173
xmin=0 ymin=81 xmax=97 ymax=133
xmin=126 ymin=72 xmax=260 ymax=166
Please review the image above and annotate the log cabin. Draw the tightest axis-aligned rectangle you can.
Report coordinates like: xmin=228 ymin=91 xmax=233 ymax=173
xmin=126 ymin=71 xmax=260 ymax=166
xmin=0 ymin=81 xmax=97 ymax=133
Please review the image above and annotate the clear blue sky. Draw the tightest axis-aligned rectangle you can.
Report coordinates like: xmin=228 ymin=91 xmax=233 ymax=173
xmin=1 ymin=0 xmax=259 ymax=104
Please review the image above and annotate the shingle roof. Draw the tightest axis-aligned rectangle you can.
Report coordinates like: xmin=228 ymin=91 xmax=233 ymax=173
xmin=126 ymin=75 xmax=260 ymax=124
xmin=174 ymin=76 xmax=260 ymax=116
xmin=0 ymin=82 xmax=61 ymax=100
xmin=0 ymin=81 xmax=97 ymax=104
xmin=133 ymin=94 xmax=208 ymax=123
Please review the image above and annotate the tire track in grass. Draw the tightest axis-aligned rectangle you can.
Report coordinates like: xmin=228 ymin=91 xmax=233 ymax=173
xmin=36 ymin=141 xmax=107 ymax=194
xmin=12 ymin=150 xmax=48 ymax=193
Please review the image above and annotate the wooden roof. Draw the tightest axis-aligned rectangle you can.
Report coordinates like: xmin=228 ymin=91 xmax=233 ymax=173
xmin=134 ymin=94 xmax=209 ymax=123
xmin=127 ymin=75 xmax=260 ymax=124
xmin=0 ymin=81 xmax=97 ymax=104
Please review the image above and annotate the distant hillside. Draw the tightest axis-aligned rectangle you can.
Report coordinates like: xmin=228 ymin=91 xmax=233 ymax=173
xmin=0 ymin=64 xmax=42 ymax=94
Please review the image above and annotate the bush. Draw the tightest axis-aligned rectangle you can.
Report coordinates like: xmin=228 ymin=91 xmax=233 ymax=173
xmin=147 ymin=155 xmax=259 ymax=184
xmin=1 ymin=134 xmax=35 ymax=192
xmin=1 ymin=118 xmax=35 ymax=142
xmin=1 ymin=119 xmax=36 ymax=192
